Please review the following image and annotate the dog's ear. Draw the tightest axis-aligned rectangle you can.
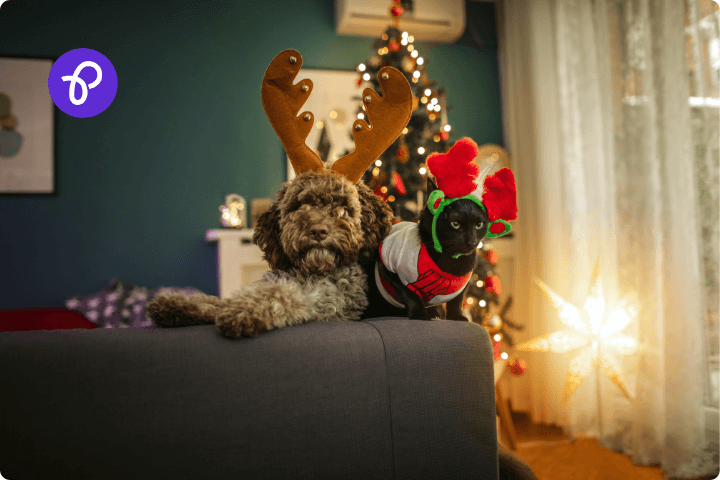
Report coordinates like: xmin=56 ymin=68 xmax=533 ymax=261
xmin=356 ymin=182 xmax=395 ymax=264
xmin=253 ymin=200 xmax=293 ymax=271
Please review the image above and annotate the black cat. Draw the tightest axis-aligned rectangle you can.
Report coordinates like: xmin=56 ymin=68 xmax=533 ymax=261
xmin=361 ymin=177 xmax=490 ymax=321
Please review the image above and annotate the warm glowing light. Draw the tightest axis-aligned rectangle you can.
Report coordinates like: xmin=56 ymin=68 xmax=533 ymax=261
xmin=516 ymin=260 xmax=639 ymax=401
xmin=413 ymin=71 xmax=421 ymax=78
xmin=494 ymin=334 xmax=502 ymax=342
xmin=421 ymin=96 xmax=428 ymax=104
xmin=431 ymin=98 xmax=438 ymax=105
xmin=477 ymin=280 xmax=484 ymax=288
xmin=381 ymin=186 xmax=388 ymax=193
xmin=402 ymin=31 xmax=408 ymax=38
xmin=330 ymin=111 xmax=338 ymax=119
xmin=479 ymin=300 xmax=487 ymax=307
xmin=477 ymin=241 xmax=483 ymax=249
xmin=402 ymin=127 xmax=408 ymax=134
xmin=411 ymin=50 xmax=418 ymax=58
xmin=401 ymin=39 xmax=408 ymax=46
xmin=408 ymin=35 xmax=414 ymax=42
xmin=372 ymin=167 xmax=380 ymax=176
xmin=357 ymin=113 xmax=365 ymax=120
xmin=501 ymin=352 xmax=509 ymax=360
xmin=443 ymin=125 xmax=451 ymax=132
xmin=408 ymin=45 xmax=414 ymax=52
xmin=419 ymin=167 xmax=427 ymax=175
xmin=416 ymin=57 xmax=424 ymax=65
xmin=424 ymin=88 xmax=432 ymax=96
xmin=362 ymin=73 xmax=371 ymax=81
xmin=375 ymin=159 xmax=382 ymax=167
xmin=467 ymin=297 xmax=475 ymax=304
xmin=357 ymin=63 xmax=366 ymax=72
xmin=316 ymin=121 xmax=324 ymax=129
xmin=219 ymin=197 xmax=246 ymax=228
xmin=417 ymin=147 xmax=425 ymax=154
xmin=412 ymin=77 xmax=418 ymax=83
xmin=388 ymin=195 xmax=395 ymax=202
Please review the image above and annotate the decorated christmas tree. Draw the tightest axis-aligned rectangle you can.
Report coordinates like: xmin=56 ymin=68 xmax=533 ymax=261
xmin=353 ymin=2 xmax=452 ymax=220
xmin=466 ymin=242 xmax=526 ymax=376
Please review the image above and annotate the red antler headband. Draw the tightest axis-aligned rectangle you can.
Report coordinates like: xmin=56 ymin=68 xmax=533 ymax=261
xmin=425 ymin=138 xmax=517 ymax=254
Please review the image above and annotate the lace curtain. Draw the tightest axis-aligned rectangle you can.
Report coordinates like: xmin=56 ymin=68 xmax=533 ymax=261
xmin=497 ymin=0 xmax=719 ymax=477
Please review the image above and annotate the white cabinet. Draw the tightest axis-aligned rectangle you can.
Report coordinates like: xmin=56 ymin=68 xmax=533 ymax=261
xmin=206 ymin=229 xmax=269 ymax=299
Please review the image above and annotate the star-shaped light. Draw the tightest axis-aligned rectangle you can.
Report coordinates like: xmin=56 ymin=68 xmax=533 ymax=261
xmin=516 ymin=260 xmax=638 ymax=401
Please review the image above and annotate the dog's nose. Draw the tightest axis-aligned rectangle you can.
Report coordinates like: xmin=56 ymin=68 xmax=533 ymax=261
xmin=310 ymin=224 xmax=329 ymax=240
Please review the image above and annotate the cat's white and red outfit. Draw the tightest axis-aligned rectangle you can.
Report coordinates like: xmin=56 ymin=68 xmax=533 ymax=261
xmin=374 ymin=137 xmax=518 ymax=308
xmin=375 ymin=221 xmax=472 ymax=308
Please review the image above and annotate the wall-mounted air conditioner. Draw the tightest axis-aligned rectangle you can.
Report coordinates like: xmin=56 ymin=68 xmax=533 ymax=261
xmin=335 ymin=0 xmax=466 ymax=43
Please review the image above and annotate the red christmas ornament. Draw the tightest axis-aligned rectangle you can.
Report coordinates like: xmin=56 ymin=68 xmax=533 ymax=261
xmin=374 ymin=184 xmax=388 ymax=201
xmin=389 ymin=42 xmax=400 ymax=52
xmin=485 ymin=250 xmax=499 ymax=264
xmin=493 ymin=340 xmax=503 ymax=361
xmin=396 ymin=144 xmax=409 ymax=163
xmin=485 ymin=275 xmax=502 ymax=296
xmin=508 ymin=358 xmax=527 ymax=376
xmin=391 ymin=5 xmax=404 ymax=16
xmin=392 ymin=172 xmax=407 ymax=195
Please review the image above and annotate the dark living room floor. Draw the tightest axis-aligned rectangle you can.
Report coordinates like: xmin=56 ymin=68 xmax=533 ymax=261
xmin=505 ymin=411 xmax=666 ymax=480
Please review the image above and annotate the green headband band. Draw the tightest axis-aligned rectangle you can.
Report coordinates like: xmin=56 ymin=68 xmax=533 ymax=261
xmin=426 ymin=189 xmax=512 ymax=258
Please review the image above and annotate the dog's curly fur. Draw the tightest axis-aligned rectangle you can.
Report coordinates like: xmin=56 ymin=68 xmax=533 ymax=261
xmin=147 ymin=170 xmax=394 ymax=338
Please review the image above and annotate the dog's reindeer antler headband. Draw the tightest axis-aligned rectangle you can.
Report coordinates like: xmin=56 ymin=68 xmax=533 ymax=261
xmin=261 ymin=49 xmax=412 ymax=183
xmin=426 ymin=138 xmax=518 ymax=254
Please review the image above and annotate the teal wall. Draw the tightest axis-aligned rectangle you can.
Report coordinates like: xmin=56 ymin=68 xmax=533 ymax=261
xmin=0 ymin=0 xmax=501 ymax=308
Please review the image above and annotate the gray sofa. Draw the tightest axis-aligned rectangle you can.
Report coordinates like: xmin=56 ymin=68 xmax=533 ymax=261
xmin=0 ymin=317 xmax=499 ymax=479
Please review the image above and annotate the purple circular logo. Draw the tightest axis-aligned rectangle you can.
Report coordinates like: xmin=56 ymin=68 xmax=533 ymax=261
xmin=48 ymin=48 xmax=117 ymax=118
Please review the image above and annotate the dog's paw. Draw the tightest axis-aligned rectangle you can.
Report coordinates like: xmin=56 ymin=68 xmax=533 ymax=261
xmin=215 ymin=306 xmax=271 ymax=339
xmin=147 ymin=295 xmax=220 ymax=327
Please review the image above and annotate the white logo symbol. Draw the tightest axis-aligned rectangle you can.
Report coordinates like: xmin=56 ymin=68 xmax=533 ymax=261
xmin=61 ymin=61 xmax=103 ymax=106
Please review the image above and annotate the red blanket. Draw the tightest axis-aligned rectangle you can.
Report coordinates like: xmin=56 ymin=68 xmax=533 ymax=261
xmin=0 ymin=308 xmax=99 ymax=332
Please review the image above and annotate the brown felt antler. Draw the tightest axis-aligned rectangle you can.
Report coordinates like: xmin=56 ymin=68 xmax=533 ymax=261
xmin=331 ymin=66 xmax=412 ymax=183
xmin=261 ymin=49 xmax=412 ymax=184
xmin=261 ymin=49 xmax=324 ymax=176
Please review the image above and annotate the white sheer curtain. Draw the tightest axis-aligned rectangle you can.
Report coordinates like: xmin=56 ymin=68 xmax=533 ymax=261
xmin=497 ymin=0 xmax=719 ymax=477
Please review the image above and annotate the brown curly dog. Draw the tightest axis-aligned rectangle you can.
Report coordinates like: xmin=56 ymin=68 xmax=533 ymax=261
xmin=147 ymin=49 xmax=408 ymax=338
xmin=147 ymin=171 xmax=394 ymax=338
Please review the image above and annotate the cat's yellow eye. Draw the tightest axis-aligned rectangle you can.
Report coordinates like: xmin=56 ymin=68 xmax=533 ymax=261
xmin=475 ymin=222 xmax=484 ymax=230
xmin=451 ymin=221 xmax=461 ymax=229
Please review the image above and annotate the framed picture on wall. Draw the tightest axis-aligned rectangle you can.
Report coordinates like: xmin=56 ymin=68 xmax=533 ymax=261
xmin=286 ymin=69 xmax=363 ymax=182
xmin=0 ymin=55 xmax=56 ymax=195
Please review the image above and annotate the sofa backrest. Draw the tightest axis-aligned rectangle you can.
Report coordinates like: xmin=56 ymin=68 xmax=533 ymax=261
xmin=0 ymin=318 xmax=498 ymax=479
